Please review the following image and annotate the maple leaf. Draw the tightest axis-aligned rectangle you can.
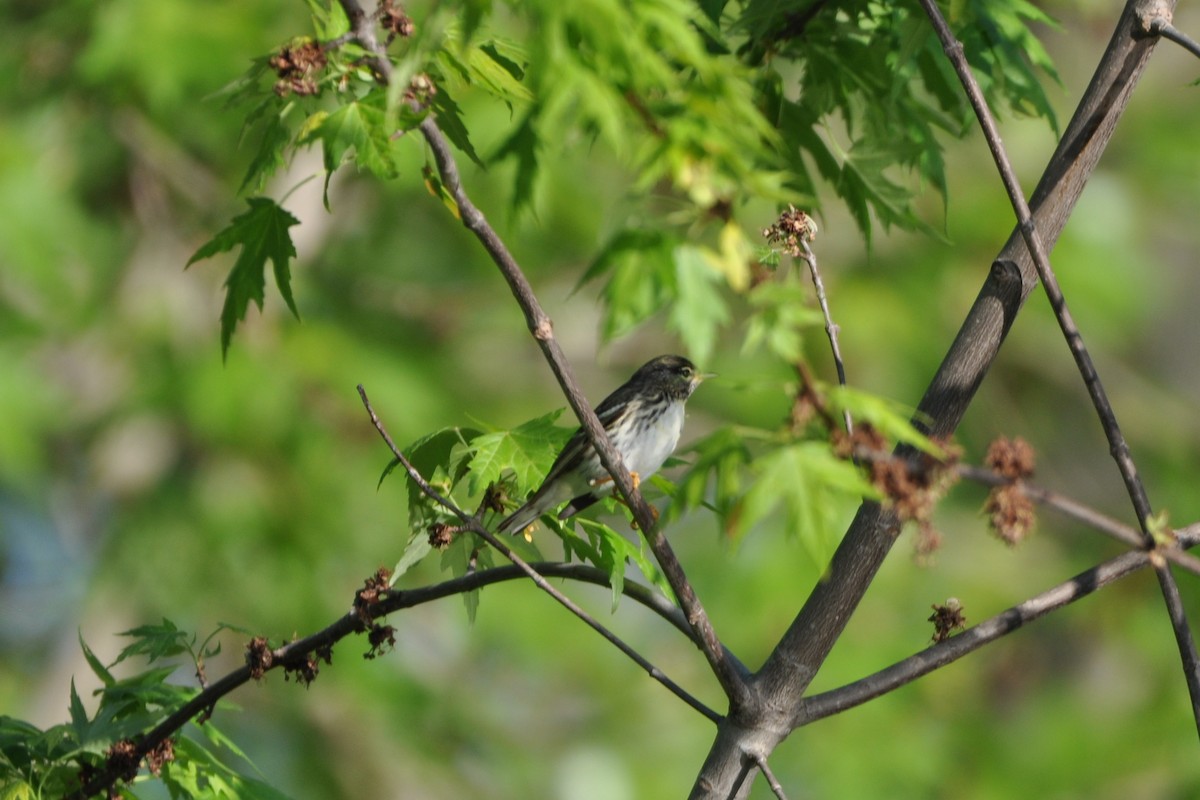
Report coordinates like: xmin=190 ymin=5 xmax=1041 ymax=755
xmin=187 ymin=197 xmax=301 ymax=359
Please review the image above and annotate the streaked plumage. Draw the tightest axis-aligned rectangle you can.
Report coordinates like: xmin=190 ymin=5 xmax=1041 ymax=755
xmin=497 ymin=355 xmax=707 ymax=535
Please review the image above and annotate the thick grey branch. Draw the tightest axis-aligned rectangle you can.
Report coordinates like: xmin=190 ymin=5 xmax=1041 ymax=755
xmin=692 ymin=2 xmax=1174 ymax=796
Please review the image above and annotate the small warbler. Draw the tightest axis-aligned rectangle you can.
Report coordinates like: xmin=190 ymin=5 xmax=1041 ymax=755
xmin=498 ymin=355 xmax=709 ymax=535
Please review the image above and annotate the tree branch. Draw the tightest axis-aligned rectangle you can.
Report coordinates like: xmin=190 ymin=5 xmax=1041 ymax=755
xmin=693 ymin=2 xmax=1174 ymax=795
xmin=358 ymin=384 xmax=726 ymax=723
xmin=69 ymin=559 xmax=720 ymax=800
xmin=329 ymin=2 xmax=750 ymax=707
xmin=798 ymin=548 xmax=1150 ymax=723
xmin=798 ymin=239 xmax=852 ymax=434
xmin=1146 ymin=12 xmax=1200 ymax=59
xmin=917 ymin=0 xmax=1200 ymax=738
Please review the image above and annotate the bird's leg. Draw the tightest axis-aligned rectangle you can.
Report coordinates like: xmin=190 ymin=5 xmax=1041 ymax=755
xmin=590 ymin=472 xmax=658 ymax=527
xmin=589 ymin=471 xmax=641 ymax=493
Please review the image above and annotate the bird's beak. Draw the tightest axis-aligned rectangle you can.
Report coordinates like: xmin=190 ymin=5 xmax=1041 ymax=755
xmin=697 ymin=371 xmax=717 ymax=383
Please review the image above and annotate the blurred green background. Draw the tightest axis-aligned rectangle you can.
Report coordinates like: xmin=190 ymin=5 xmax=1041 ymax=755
xmin=3 ymin=0 xmax=1200 ymax=797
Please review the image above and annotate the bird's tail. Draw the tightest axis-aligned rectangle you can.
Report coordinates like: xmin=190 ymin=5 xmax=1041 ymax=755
xmin=496 ymin=501 xmax=539 ymax=536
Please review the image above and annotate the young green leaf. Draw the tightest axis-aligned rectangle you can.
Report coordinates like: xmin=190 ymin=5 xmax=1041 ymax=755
xmin=669 ymin=246 xmax=729 ymax=367
xmin=466 ymin=410 xmax=569 ymax=497
xmin=77 ymin=633 xmax=115 ymax=687
xmin=731 ymin=441 xmax=878 ymax=563
xmin=186 ymin=198 xmax=301 ymax=359
xmin=298 ymin=98 xmax=399 ymax=185
xmin=114 ymin=618 xmax=192 ymax=666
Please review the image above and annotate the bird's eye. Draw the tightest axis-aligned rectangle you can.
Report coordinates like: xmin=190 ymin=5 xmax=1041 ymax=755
xmin=681 ymin=366 xmax=693 ymax=378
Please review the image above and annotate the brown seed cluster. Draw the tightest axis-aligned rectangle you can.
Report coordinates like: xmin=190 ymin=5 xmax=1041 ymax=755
xmin=833 ymin=425 xmax=960 ymax=557
xmin=428 ymin=522 xmax=455 ymax=550
xmin=985 ymin=436 xmax=1035 ymax=480
xmin=405 ymin=72 xmax=437 ymax=106
xmin=106 ymin=739 xmax=140 ymax=786
xmin=284 ymin=644 xmax=333 ymax=687
xmin=929 ymin=598 xmax=967 ymax=643
xmin=983 ymin=436 xmax=1037 ymax=546
xmin=245 ymin=636 xmax=274 ymax=680
xmin=269 ymin=39 xmax=326 ymax=97
xmin=351 ymin=567 xmax=397 ymax=660
xmin=380 ymin=0 xmax=415 ymax=40
xmin=144 ymin=737 xmax=175 ymax=777
xmin=762 ymin=205 xmax=818 ymax=257
xmin=365 ymin=624 xmax=397 ymax=660
xmin=353 ymin=566 xmax=394 ymax=630
xmin=837 ymin=426 xmax=959 ymax=522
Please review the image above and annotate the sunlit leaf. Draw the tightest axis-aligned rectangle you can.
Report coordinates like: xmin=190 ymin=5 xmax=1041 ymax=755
xmin=186 ymin=198 xmax=301 ymax=359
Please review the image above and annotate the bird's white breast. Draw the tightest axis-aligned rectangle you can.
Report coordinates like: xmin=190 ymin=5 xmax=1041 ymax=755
xmin=623 ymin=400 xmax=685 ymax=480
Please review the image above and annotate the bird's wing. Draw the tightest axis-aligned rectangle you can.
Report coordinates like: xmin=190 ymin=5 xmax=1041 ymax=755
xmin=538 ymin=388 xmax=638 ymax=486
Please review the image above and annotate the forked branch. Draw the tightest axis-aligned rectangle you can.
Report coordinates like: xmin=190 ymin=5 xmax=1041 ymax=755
xmin=333 ymin=0 xmax=749 ymax=707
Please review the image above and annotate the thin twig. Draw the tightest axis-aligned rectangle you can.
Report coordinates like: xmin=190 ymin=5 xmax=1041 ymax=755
xmin=1152 ymin=560 xmax=1200 ymax=737
xmin=955 ymin=464 xmax=1143 ymax=548
xmin=357 ymin=385 xmax=723 ymax=723
xmin=798 ymin=240 xmax=852 ymax=434
xmin=917 ymin=0 xmax=1200 ymax=737
xmin=956 ymin=466 xmax=1200 ymax=577
xmin=339 ymin=0 xmax=743 ymax=702
xmin=333 ymin=0 xmax=749 ymax=707
xmin=1147 ymin=15 xmax=1200 ymax=58
xmin=798 ymin=548 xmax=1149 ymax=724
xmin=420 ymin=105 xmax=747 ymax=703
xmin=752 ymin=753 xmax=789 ymax=800
xmin=70 ymin=557 xmax=728 ymax=800
xmin=917 ymin=0 xmax=1154 ymax=535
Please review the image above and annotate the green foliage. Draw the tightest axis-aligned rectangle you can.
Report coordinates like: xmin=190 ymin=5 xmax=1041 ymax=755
xmin=1 ymin=626 xmax=274 ymax=798
xmin=186 ymin=197 xmax=301 ymax=359
xmin=23 ymin=0 xmax=1200 ymax=797
xmin=465 ymin=410 xmax=570 ymax=497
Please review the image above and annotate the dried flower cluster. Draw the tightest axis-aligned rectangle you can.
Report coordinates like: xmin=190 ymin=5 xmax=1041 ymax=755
xmin=269 ymin=39 xmax=326 ymax=97
xmin=245 ymin=636 xmax=274 ymax=680
xmin=428 ymin=521 xmax=455 ymax=550
xmin=284 ymin=644 xmax=333 ymax=687
xmin=380 ymin=0 xmax=415 ymax=40
xmin=144 ymin=738 xmax=176 ymax=777
xmin=929 ymin=598 xmax=967 ymax=642
xmin=762 ymin=205 xmax=819 ymax=257
xmin=984 ymin=436 xmax=1037 ymax=545
xmin=834 ymin=424 xmax=960 ymax=556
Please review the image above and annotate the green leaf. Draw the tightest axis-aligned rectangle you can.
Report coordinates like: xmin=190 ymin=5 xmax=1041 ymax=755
xmin=742 ymin=280 xmax=825 ymax=362
xmin=669 ymin=246 xmax=729 ymax=367
xmin=113 ymin=618 xmax=192 ymax=666
xmin=667 ymin=426 xmax=754 ymax=522
xmin=440 ymin=532 xmax=489 ymax=622
xmin=466 ymin=411 xmax=570 ymax=497
xmin=392 ymin=530 xmax=433 ymax=582
xmin=838 ymin=142 xmax=922 ymax=244
xmin=575 ymin=519 xmax=673 ymax=605
xmin=0 ymin=779 xmax=36 ymax=800
xmin=68 ymin=680 xmax=89 ymax=739
xmin=239 ymin=108 xmax=293 ymax=195
xmin=186 ymin=198 xmax=301 ymax=359
xmin=77 ymin=633 xmax=115 ymax=687
xmin=429 ymin=87 xmax=484 ymax=168
xmin=298 ymin=98 xmax=399 ymax=190
xmin=827 ymin=386 xmax=944 ymax=456
xmin=464 ymin=41 xmax=533 ymax=104
xmin=731 ymin=442 xmax=878 ymax=563
xmin=304 ymin=0 xmax=351 ymax=40
xmin=490 ymin=113 xmax=539 ymax=214
xmin=582 ymin=229 xmax=679 ymax=341
xmin=396 ymin=427 xmax=478 ymax=530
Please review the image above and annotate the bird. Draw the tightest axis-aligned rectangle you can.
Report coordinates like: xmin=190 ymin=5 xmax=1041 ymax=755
xmin=497 ymin=355 xmax=709 ymax=535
